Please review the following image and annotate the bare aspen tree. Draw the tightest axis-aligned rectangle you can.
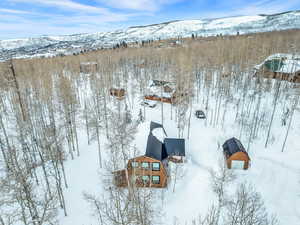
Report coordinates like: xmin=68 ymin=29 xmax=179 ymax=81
xmin=224 ymin=184 xmax=278 ymax=225
xmin=209 ymin=160 xmax=236 ymax=224
xmin=265 ymin=80 xmax=281 ymax=148
xmin=281 ymin=95 xmax=299 ymax=152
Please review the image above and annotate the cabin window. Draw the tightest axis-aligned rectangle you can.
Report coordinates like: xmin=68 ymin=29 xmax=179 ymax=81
xmin=141 ymin=162 xmax=150 ymax=169
xmin=152 ymin=162 xmax=160 ymax=171
xmin=142 ymin=175 xmax=150 ymax=184
xmin=152 ymin=175 xmax=160 ymax=184
xmin=131 ymin=161 xmax=139 ymax=168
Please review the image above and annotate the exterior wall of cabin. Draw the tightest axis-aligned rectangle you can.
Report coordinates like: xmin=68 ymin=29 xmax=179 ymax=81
xmin=258 ymin=67 xmax=300 ymax=83
xmin=127 ymin=156 xmax=168 ymax=188
xmin=144 ymin=95 xmax=172 ymax=104
xmin=226 ymin=152 xmax=250 ymax=170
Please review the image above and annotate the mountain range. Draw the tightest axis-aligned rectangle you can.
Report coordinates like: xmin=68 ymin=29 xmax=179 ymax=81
xmin=0 ymin=10 xmax=300 ymax=61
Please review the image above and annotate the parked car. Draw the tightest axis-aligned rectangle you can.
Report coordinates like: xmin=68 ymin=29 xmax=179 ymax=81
xmin=141 ymin=99 xmax=157 ymax=108
xmin=195 ymin=110 xmax=206 ymax=119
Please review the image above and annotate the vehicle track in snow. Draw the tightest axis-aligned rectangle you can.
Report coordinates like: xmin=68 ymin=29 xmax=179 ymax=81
xmin=189 ymin=156 xmax=212 ymax=173
xmin=256 ymin=156 xmax=300 ymax=173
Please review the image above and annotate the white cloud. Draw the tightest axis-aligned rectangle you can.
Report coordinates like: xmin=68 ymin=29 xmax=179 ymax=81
xmin=0 ymin=0 xmax=151 ymax=39
xmin=193 ymin=0 xmax=300 ymax=20
xmin=0 ymin=8 xmax=31 ymax=14
xmin=97 ymin=0 xmax=185 ymax=11
xmin=1 ymin=0 xmax=298 ymax=39
xmin=0 ymin=7 xmax=144 ymax=39
xmin=10 ymin=0 xmax=110 ymax=13
xmin=233 ymin=0 xmax=300 ymax=15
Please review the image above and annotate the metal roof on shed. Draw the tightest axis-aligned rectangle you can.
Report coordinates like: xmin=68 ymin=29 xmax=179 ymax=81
xmin=222 ymin=137 xmax=248 ymax=157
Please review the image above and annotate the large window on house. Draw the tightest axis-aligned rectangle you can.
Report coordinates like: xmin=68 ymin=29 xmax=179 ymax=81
xmin=141 ymin=162 xmax=150 ymax=169
xmin=152 ymin=162 xmax=160 ymax=171
xmin=141 ymin=175 xmax=150 ymax=184
xmin=152 ymin=175 xmax=160 ymax=184
xmin=131 ymin=161 xmax=139 ymax=168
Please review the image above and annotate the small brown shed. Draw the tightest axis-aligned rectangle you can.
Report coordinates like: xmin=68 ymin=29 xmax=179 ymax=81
xmin=114 ymin=156 xmax=168 ymax=188
xmin=222 ymin=138 xmax=250 ymax=170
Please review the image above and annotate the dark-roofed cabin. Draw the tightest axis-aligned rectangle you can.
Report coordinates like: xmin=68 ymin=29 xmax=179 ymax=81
xmin=113 ymin=121 xmax=186 ymax=189
xmin=146 ymin=122 xmax=185 ymax=163
xmin=113 ymin=156 xmax=168 ymax=188
xmin=222 ymin=138 xmax=250 ymax=170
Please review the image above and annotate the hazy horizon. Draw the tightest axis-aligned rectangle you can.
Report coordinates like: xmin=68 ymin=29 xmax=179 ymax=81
xmin=0 ymin=0 xmax=300 ymax=40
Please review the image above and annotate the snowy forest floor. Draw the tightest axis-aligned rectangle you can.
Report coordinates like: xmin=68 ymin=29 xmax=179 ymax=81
xmin=58 ymin=97 xmax=300 ymax=225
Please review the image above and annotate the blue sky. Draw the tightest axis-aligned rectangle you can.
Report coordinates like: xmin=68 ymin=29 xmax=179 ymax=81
xmin=0 ymin=0 xmax=299 ymax=39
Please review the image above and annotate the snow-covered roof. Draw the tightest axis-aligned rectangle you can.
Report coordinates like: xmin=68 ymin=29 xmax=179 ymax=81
xmin=147 ymin=80 xmax=176 ymax=97
xmin=256 ymin=53 xmax=300 ymax=74
xmin=149 ymin=79 xmax=168 ymax=87
xmin=152 ymin=127 xmax=167 ymax=142
xmin=80 ymin=62 xmax=97 ymax=65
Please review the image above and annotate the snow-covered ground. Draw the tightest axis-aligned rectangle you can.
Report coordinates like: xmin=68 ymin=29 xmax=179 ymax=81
xmin=57 ymin=82 xmax=300 ymax=225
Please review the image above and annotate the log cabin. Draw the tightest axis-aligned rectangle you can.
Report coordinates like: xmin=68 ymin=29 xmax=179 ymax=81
xmin=144 ymin=80 xmax=191 ymax=105
xmin=254 ymin=54 xmax=300 ymax=83
xmin=113 ymin=121 xmax=186 ymax=188
xmin=144 ymin=80 xmax=175 ymax=104
xmin=222 ymin=137 xmax=250 ymax=170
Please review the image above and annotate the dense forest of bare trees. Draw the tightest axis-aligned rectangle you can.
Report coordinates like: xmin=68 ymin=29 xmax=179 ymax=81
xmin=0 ymin=29 xmax=299 ymax=224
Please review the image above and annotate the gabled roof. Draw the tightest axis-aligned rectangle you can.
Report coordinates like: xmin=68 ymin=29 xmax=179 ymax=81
xmin=150 ymin=121 xmax=167 ymax=135
xmin=222 ymin=137 xmax=248 ymax=158
xmin=145 ymin=121 xmax=186 ymax=161
xmin=145 ymin=132 xmax=168 ymax=161
xmin=164 ymin=138 xmax=185 ymax=157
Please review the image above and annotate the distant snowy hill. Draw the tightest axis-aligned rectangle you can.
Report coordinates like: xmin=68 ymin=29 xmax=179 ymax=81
xmin=1 ymin=10 xmax=300 ymax=61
